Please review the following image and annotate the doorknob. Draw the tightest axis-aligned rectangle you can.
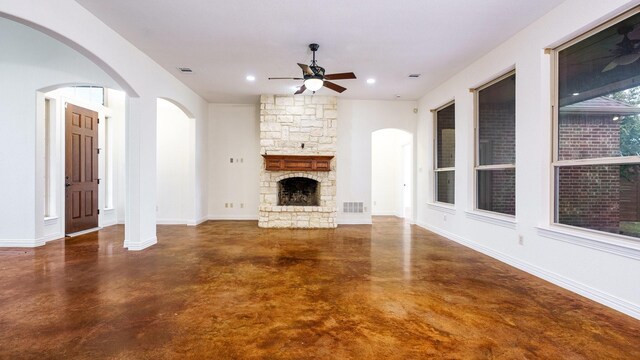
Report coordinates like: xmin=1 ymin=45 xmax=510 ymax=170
xmin=65 ymin=183 xmax=71 ymax=188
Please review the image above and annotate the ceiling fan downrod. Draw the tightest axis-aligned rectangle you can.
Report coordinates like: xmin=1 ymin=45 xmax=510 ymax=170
xmin=309 ymin=43 xmax=319 ymax=67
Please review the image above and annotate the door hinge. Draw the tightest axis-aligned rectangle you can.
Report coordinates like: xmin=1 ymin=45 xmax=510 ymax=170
xmin=97 ymin=178 xmax=101 ymax=184
xmin=97 ymin=148 xmax=101 ymax=154
xmin=97 ymin=209 xmax=100 ymax=215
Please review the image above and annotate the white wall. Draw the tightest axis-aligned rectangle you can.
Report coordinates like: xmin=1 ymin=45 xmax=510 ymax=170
xmin=416 ymin=0 xmax=640 ymax=319
xmin=337 ymin=99 xmax=417 ymax=224
xmin=0 ymin=0 xmax=209 ymax=249
xmin=371 ymin=129 xmax=412 ymax=216
xmin=156 ymin=99 xmax=192 ymax=224
xmin=208 ymin=104 xmax=260 ymax=220
xmin=107 ymin=89 xmax=127 ymax=225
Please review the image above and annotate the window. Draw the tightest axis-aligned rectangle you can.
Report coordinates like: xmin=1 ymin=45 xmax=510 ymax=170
xmin=104 ymin=116 xmax=114 ymax=209
xmin=434 ymin=102 xmax=455 ymax=204
xmin=553 ymin=8 xmax=640 ymax=239
xmin=44 ymin=98 xmax=53 ymax=217
xmin=475 ymin=72 xmax=516 ymax=216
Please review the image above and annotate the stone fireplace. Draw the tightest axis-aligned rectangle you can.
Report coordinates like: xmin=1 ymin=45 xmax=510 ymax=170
xmin=258 ymin=94 xmax=337 ymax=228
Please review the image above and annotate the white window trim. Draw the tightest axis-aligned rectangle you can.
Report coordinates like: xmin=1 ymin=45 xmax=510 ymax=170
xmin=465 ymin=210 xmax=516 ymax=229
xmin=472 ymin=70 xmax=517 ymax=217
xmin=432 ymin=100 xmax=456 ymax=206
xmin=426 ymin=202 xmax=456 ymax=214
xmin=550 ymin=6 xmax=640 ymax=241
xmin=537 ymin=225 xmax=640 ymax=261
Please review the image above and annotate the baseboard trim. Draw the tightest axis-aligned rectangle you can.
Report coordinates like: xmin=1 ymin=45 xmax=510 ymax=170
xmin=415 ymin=221 xmax=640 ymax=320
xmin=0 ymin=238 xmax=45 ymax=248
xmin=207 ymin=215 xmax=259 ymax=221
xmin=100 ymin=220 xmax=117 ymax=228
xmin=187 ymin=216 xmax=208 ymax=226
xmin=156 ymin=219 xmax=187 ymax=225
xmin=124 ymin=236 xmax=157 ymax=251
xmin=42 ymin=233 xmax=64 ymax=244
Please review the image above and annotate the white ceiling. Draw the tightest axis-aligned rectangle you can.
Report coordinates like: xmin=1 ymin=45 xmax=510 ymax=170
xmin=75 ymin=0 xmax=565 ymax=103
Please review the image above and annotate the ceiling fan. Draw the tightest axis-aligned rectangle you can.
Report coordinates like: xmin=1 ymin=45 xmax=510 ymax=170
xmin=268 ymin=43 xmax=357 ymax=94
xmin=602 ymin=25 xmax=640 ymax=72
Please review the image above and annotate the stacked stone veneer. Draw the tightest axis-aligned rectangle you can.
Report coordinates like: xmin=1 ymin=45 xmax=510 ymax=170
xmin=258 ymin=94 xmax=337 ymax=228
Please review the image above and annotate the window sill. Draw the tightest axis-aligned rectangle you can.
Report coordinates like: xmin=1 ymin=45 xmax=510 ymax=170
xmin=44 ymin=216 xmax=58 ymax=226
xmin=465 ymin=210 xmax=516 ymax=230
xmin=426 ymin=203 xmax=456 ymax=215
xmin=536 ymin=225 xmax=640 ymax=261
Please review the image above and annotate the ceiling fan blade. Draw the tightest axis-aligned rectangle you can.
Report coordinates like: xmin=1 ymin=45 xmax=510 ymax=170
xmin=324 ymin=72 xmax=357 ymax=80
xmin=294 ymin=84 xmax=306 ymax=95
xmin=298 ymin=63 xmax=314 ymax=76
xmin=268 ymin=77 xmax=304 ymax=80
xmin=602 ymin=60 xmax=619 ymax=72
xmin=323 ymin=81 xmax=347 ymax=93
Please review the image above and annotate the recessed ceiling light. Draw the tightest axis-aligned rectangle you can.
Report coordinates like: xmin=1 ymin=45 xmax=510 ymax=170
xmin=177 ymin=67 xmax=193 ymax=73
xmin=613 ymin=116 xmax=620 ymax=121
xmin=572 ymin=92 xmax=580 ymax=96
xmin=246 ymin=75 xmax=256 ymax=81
xmin=408 ymin=74 xmax=421 ymax=78
xmin=367 ymin=78 xmax=376 ymax=84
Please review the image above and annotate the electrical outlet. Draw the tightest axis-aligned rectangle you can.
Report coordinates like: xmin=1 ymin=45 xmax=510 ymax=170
xmin=230 ymin=203 xmax=234 ymax=208
xmin=240 ymin=203 xmax=244 ymax=208
xmin=225 ymin=203 xmax=228 ymax=208
xmin=518 ymin=235 xmax=524 ymax=245
xmin=230 ymin=158 xmax=233 ymax=163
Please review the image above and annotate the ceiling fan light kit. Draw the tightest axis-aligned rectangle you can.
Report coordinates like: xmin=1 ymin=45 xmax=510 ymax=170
xmin=304 ymin=76 xmax=324 ymax=91
xmin=268 ymin=43 xmax=357 ymax=94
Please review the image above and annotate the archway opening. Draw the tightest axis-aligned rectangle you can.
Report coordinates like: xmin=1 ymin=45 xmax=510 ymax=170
xmin=156 ymin=98 xmax=194 ymax=224
xmin=39 ymin=84 xmax=127 ymax=240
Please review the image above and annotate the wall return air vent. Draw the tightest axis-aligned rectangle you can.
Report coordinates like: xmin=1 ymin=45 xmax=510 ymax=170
xmin=343 ymin=202 xmax=364 ymax=213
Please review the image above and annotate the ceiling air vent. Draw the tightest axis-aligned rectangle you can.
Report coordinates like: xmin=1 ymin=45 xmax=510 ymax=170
xmin=177 ymin=67 xmax=193 ymax=73
xmin=408 ymin=74 xmax=421 ymax=78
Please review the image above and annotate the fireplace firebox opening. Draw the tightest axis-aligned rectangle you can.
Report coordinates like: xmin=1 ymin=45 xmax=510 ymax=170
xmin=278 ymin=177 xmax=320 ymax=206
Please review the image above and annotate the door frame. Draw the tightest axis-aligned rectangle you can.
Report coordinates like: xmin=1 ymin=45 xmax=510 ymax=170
xmin=56 ymin=95 xmax=110 ymax=236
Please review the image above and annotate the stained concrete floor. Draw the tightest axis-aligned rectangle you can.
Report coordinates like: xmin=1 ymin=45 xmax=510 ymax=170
xmin=0 ymin=217 xmax=638 ymax=359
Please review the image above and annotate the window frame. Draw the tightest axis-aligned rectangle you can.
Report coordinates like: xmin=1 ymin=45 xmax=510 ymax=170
xmin=473 ymin=70 xmax=517 ymax=217
xmin=551 ymin=7 xmax=640 ymax=238
xmin=433 ymin=100 xmax=456 ymax=205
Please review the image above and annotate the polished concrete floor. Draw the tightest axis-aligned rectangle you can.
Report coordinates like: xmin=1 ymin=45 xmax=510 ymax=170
xmin=0 ymin=217 xmax=638 ymax=359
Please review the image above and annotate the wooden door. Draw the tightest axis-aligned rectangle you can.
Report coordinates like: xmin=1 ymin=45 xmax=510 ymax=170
xmin=65 ymin=103 xmax=99 ymax=234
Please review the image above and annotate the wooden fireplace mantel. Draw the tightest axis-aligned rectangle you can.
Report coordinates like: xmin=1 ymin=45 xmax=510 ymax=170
xmin=262 ymin=154 xmax=334 ymax=171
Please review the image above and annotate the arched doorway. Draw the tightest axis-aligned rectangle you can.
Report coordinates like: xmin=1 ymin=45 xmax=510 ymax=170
xmin=156 ymin=98 xmax=196 ymax=224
